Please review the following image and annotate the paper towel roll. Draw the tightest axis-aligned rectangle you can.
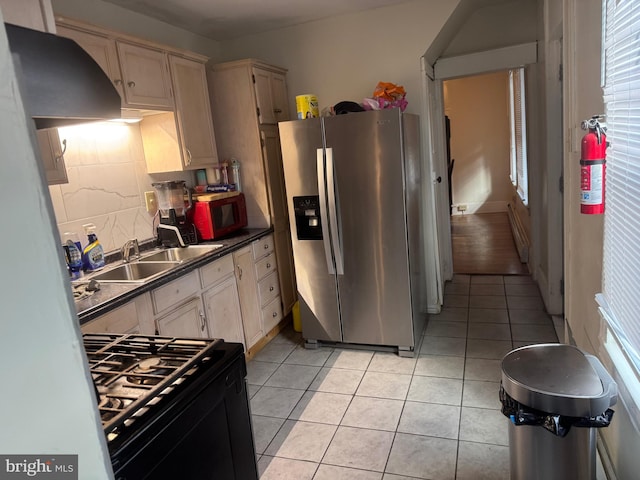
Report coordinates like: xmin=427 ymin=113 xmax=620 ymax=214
xmin=205 ymin=167 xmax=218 ymax=184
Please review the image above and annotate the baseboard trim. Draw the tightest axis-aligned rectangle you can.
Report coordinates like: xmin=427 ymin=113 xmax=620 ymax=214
xmin=507 ymin=202 xmax=530 ymax=263
xmin=451 ymin=200 xmax=508 ymax=215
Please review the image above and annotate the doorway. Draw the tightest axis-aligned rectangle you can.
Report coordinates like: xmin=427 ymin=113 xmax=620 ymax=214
xmin=443 ymin=70 xmax=528 ymax=275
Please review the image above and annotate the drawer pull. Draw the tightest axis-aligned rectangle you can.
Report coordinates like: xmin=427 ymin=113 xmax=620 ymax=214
xmin=266 ymin=263 xmax=271 ymax=269
xmin=272 ymin=312 xmax=278 ymax=318
xmin=269 ymin=286 xmax=274 ymax=292
xmin=264 ymin=244 xmax=269 ymax=249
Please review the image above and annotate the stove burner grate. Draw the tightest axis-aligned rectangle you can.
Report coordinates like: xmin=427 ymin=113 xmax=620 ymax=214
xmin=84 ymin=333 xmax=221 ymax=435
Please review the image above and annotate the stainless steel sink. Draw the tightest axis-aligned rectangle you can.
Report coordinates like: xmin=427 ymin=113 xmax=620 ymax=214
xmin=88 ymin=261 xmax=179 ymax=283
xmin=138 ymin=244 xmax=225 ymax=263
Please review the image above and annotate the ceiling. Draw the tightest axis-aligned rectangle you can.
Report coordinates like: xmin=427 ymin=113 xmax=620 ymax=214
xmin=101 ymin=0 xmax=413 ymax=41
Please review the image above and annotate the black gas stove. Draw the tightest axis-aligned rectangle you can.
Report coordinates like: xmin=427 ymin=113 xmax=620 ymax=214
xmin=83 ymin=333 xmax=258 ymax=480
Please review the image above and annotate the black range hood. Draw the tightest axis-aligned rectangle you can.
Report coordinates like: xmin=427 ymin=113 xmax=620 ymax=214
xmin=4 ymin=23 xmax=122 ymax=130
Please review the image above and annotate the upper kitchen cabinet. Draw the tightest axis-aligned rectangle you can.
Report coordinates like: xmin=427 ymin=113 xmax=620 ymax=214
xmin=0 ymin=0 xmax=56 ymax=33
xmin=252 ymin=66 xmax=290 ymax=125
xmin=55 ymin=17 xmax=218 ymax=173
xmin=116 ymin=42 xmax=173 ymax=109
xmin=56 ymin=20 xmax=173 ymax=110
xmin=37 ymin=129 xmax=67 ymax=184
xmin=168 ymin=55 xmax=218 ymax=168
xmin=208 ymin=59 xmax=297 ymax=316
xmin=55 ymin=24 xmax=124 ymax=100
xmin=141 ymin=54 xmax=218 ymax=172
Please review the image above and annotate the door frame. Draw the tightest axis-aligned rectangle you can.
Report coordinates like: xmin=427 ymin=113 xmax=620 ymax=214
xmin=421 ymin=42 xmax=544 ymax=311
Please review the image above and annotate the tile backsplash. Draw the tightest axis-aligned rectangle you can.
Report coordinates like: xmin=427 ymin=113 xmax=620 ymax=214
xmin=49 ymin=121 xmax=193 ymax=253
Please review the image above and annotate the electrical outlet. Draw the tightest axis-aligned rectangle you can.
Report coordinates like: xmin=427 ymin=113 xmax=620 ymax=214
xmin=144 ymin=191 xmax=157 ymax=214
xmin=457 ymin=204 xmax=468 ymax=212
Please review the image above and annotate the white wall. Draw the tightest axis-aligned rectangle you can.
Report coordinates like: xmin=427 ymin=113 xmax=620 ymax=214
xmin=49 ymin=122 xmax=192 ymax=253
xmin=0 ymin=15 xmax=111 ymax=477
xmin=51 ymin=0 xmax=221 ymax=57
xmin=442 ymin=0 xmax=538 ymax=58
xmin=218 ymin=0 xmax=459 ymax=117
xmin=564 ymin=0 xmax=640 ymax=476
xmin=214 ymin=0 xmax=461 ymax=313
xmin=444 ymin=70 xmax=512 ymax=214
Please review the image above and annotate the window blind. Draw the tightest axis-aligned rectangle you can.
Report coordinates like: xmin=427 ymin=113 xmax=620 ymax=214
xmin=509 ymin=71 xmax=517 ymax=185
xmin=508 ymin=68 xmax=528 ymax=204
xmin=601 ymin=0 xmax=640 ymax=370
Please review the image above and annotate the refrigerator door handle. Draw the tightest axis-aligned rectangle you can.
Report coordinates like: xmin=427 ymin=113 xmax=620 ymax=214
xmin=317 ymin=148 xmax=335 ymax=275
xmin=325 ymin=148 xmax=344 ymax=275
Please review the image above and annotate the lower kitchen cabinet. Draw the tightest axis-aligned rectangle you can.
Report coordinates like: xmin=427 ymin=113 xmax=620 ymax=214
xmin=202 ymin=276 xmax=244 ymax=346
xmin=151 ymin=270 xmax=200 ymax=315
xmin=234 ymin=245 xmax=263 ymax=348
xmin=260 ymin=272 xmax=283 ymax=333
xmin=79 ymin=237 xmax=286 ymax=352
xmin=262 ymin=296 xmax=284 ymax=333
xmin=152 ymin=269 xmax=205 ymax=338
xmin=156 ymin=297 xmax=207 ymax=338
xmin=235 ymin=234 xmax=284 ymax=351
xmin=81 ymin=293 xmax=154 ymax=334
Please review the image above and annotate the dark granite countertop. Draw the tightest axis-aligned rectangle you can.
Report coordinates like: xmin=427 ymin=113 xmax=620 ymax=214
xmin=74 ymin=228 xmax=272 ymax=325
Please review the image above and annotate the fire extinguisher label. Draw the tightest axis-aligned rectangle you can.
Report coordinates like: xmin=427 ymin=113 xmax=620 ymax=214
xmin=581 ymin=163 xmax=603 ymax=204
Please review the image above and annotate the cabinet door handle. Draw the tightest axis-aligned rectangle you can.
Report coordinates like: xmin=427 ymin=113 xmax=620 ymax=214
xmin=266 ymin=262 xmax=272 ymax=269
xmin=55 ymin=139 xmax=67 ymax=164
xmin=236 ymin=264 xmax=243 ymax=280
xmin=264 ymin=244 xmax=269 ymax=250
xmin=273 ymin=108 xmax=282 ymax=114
xmin=272 ymin=311 xmax=278 ymax=318
xmin=199 ymin=310 xmax=206 ymax=331
xmin=127 ymin=81 xmax=136 ymax=88
xmin=114 ymin=79 xmax=122 ymax=86
xmin=269 ymin=286 xmax=274 ymax=292
xmin=186 ymin=148 xmax=192 ymax=165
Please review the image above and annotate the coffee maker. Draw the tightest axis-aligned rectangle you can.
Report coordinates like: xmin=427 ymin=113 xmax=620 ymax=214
xmin=152 ymin=180 xmax=198 ymax=247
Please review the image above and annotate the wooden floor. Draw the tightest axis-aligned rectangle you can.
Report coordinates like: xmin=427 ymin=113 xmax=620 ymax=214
xmin=451 ymin=212 xmax=529 ymax=275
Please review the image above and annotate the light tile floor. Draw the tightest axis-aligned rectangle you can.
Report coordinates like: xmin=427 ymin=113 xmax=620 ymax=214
xmin=247 ymin=274 xmax=560 ymax=480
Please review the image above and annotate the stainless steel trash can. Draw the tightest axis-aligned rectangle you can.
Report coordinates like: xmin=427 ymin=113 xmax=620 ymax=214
xmin=500 ymin=344 xmax=617 ymax=480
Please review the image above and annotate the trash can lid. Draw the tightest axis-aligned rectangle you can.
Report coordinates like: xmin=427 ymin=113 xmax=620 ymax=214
xmin=501 ymin=344 xmax=615 ymax=417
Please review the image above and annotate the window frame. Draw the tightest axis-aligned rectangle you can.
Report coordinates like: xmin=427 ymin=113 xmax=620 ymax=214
xmin=598 ymin=0 xmax=640 ymax=431
xmin=508 ymin=67 xmax=529 ymax=205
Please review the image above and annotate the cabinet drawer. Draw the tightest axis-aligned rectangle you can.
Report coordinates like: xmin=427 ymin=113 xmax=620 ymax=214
xmin=200 ymin=254 xmax=234 ymax=288
xmin=258 ymin=271 xmax=280 ymax=307
xmin=152 ymin=270 xmax=200 ymax=314
xmin=261 ymin=295 xmax=283 ymax=334
xmin=81 ymin=301 xmax=138 ymax=334
xmin=156 ymin=297 xmax=207 ymax=338
xmin=255 ymin=252 xmax=277 ymax=281
xmin=252 ymin=234 xmax=274 ymax=260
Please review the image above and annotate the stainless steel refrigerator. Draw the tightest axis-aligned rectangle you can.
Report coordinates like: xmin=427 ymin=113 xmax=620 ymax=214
xmin=280 ymin=108 xmax=425 ymax=356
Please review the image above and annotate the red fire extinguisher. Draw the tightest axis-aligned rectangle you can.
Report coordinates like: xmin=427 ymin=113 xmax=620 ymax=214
xmin=580 ymin=116 xmax=608 ymax=214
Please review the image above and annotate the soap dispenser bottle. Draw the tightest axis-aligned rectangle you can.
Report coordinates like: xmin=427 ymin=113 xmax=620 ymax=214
xmin=82 ymin=223 xmax=105 ymax=271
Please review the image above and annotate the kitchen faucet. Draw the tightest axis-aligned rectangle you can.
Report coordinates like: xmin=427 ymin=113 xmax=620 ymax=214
xmin=121 ymin=239 xmax=140 ymax=263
